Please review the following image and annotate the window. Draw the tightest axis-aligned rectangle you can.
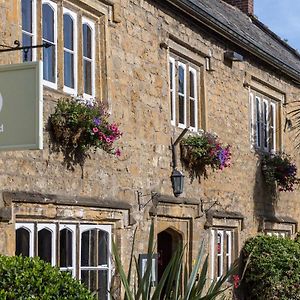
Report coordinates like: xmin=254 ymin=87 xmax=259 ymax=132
xmin=63 ymin=9 xmax=77 ymax=94
xmin=21 ymin=0 xmax=36 ymax=61
xmin=16 ymin=222 xmax=111 ymax=299
xmin=210 ymin=228 xmax=234 ymax=279
xmin=42 ymin=0 xmax=57 ymax=88
xmin=169 ymin=56 xmax=199 ymax=131
xmin=82 ymin=18 xmax=95 ymax=98
xmin=250 ymin=91 xmax=279 ymax=152
xmin=266 ymin=231 xmax=289 ymax=238
xmin=21 ymin=1 xmax=100 ymax=97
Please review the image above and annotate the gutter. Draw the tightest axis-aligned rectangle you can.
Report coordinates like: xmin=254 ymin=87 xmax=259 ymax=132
xmin=166 ymin=0 xmax=300 ymax=83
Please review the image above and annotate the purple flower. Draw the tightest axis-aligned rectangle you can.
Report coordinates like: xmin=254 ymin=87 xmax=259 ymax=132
xmin=93 ymin=117 xmax=101 ymax=126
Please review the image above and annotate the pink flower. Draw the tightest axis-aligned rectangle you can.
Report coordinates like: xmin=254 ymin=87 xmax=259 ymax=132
xmin=92 ymin=127 xmax=99 ymax=133
xmin=115 ymin=148 xmax=121 ymax=157
xmin=233 ymin=275 xmax=240 ymax=289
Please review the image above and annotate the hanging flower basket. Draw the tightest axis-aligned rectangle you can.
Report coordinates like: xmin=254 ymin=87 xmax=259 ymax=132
xmin=180 ymin=130 xmax=231 ymax=179
xmin=261 ymin=153 xmax=299 ymax=192
xmin=49 ymin=97 xmax=122 ymax=169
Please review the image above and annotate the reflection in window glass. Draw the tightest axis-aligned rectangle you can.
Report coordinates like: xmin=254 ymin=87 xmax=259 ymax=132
xmin=43 ymin=3 xmax=56 ymax=83
xmin=82 ymin=23 xmax=93 ymax=95
xmin=21 ymin=0 xmax=33 ymax=61
xmin=64 ymin=14 xmax=75 ymax=89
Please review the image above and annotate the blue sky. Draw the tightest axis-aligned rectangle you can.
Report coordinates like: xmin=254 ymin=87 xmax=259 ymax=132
xmin=255 ymin=0 xmax=300 ymax=50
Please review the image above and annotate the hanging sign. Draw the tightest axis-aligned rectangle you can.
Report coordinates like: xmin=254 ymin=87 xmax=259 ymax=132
xmin=0 ymin=61 xmax=43 ymax=150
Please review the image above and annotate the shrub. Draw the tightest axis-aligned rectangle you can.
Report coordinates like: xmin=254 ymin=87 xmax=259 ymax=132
xmin=180 ymin=130 xmax=231 ymax=179
xmin=49 ymin=97 xmax=122 ymax=169
xmin=0 ymin=255 xmax=94 ymax=300
xmin=242 ymin=235 xmax=300 ymax=300
xmin=261 ymin=152 xmax=298 ymax=192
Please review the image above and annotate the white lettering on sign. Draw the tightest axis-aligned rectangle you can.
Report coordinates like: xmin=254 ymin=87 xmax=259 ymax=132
xmin=0 ymin=124 xmax=3 ymax=133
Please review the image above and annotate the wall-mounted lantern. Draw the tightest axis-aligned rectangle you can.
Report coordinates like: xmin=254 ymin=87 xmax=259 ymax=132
xmin=171 ymin=169 xmax=184 ymax=197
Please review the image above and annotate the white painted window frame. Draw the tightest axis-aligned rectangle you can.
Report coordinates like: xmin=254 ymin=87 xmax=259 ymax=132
xmin=79 ymin=224 xmax=112 ymax=299
xmin=225 ymin=230 xmax=232 ymax=273
xmin=189 ymin=66 xmax=198 ymax=132
xmin=216 ymin=230 xmax=224 ymax=280
xmin=250 ymin=92 xmax=255 ymax=148
xmin=178 ymin=61 xmax=187 ymax=128
xmin=21 ymin=0 xmax=37 ymax=61
xmin=255 ymin=96 xmax=262 ymax=149
xmin=59 ymin=224 xmax=77 ymax=277
xmin=63 ymin=8 xmax=78 ymax=95
xmin=37 ymin=223 xmax=57 ymax=266
xmin=42 ymin=0 xmax=57 ymax=89
xmin=169 ymin=56 xmax=176 ymax=126
xmin=82 ymin=17 xmax=95 ymax=99
xmin=15 ymin=223 xmax=35 ymax=257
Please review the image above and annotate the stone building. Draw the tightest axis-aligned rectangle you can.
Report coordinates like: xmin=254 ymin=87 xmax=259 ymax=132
xmin=0 ymin=0 xmax=300 ymax=298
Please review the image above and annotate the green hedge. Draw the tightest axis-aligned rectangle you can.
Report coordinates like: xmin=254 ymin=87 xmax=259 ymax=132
xmin=242 ymin=235 xmax=300 ymax=300
xmin=0 ymin=255 xmax=95 ymax=300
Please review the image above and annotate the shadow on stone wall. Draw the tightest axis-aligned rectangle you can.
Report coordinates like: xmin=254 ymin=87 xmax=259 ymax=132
xmin=252 ymin=153 xmax=278 ymax=232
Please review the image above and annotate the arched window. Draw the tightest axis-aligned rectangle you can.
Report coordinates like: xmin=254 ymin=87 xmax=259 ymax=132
xmin=42 ymin=1 xmax=57 ymax=86
xmin=37 ymin=224 xmax=56 ymax=266
xmin=15 ymin=224 xmax=34 ymax=257
xmin=21 ymin=0 xmax=36 ymax=61
xmin=82 ymin=19 xmax=95 ymax=97
xmin=63 ymin=9 xmax=77 ymax=93
xmin=80 ymin=225 xmax=111 ymax=300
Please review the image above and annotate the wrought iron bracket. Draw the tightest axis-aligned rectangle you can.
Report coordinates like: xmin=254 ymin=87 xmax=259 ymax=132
xmin=0 ymin=40 xmax=52 ymax=61
xmin=137 ymin=191 xmax=159 ymax=211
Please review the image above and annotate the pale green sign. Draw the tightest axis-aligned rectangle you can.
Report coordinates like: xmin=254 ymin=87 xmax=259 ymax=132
xmin=0 ymin=61 xmax=43 ymax=150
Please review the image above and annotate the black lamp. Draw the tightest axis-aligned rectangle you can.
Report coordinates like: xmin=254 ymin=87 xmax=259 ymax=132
xmin=171 ymin=169 xmax=184 ymax=197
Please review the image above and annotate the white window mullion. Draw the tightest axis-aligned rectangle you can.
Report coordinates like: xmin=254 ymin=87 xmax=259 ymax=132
xmin=270 ymin=102 xmax=276 ymax=153
xmin=225 ymin=231 xmax=232 ymax=272
xmin=216 ymin=230 xmax=224 ymax=280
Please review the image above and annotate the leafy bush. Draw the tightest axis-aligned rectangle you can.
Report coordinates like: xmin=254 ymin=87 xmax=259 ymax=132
xmin=261 ymin=152 xmax=298 ymax=192
xmin=49 ymin=97 xmax=122 ymax=169
xmin=242 ymin=235 xmax=300 ymax=299
xmin=0 ymin=255 xmax=94 ymax=300
xmin=180 ymin=130 xmax=231 ymax=179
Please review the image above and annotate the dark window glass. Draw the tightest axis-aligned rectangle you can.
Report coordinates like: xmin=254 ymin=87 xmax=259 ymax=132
xmin=190 ymin=71 xmax=195 ymax=98
xmin=179 ymin=95 xmax=184 ymax=124
xmin=98 ymin=270 xmax=108 ymax=299
xmin=256 ymin=98 xmax=261 ymax=147
xmin=22 ymin=0 xmax=32 ymax=33
xmin=60 ymin=229 xmax=73 ymax=268
xmin=270 ymin=105 xmax=275 ymax=151
xmin=169 ymin=62 xmax=173 ymax=90
xmin=64 ymin=14 xmax=73 ymax=50
xmin=263 ymin=102 xmax=268 ymax=148
xmin=64 ymin=52 xmax=74 ymax=88
xmin=81 ymin=229 xmax=97 ymax=267
xmin=178 ymin=66 xmax=184 ymax=94
xmin=83 ymin=60 xmax=92 ymax=95
xmin=16 ymin=228 xmax=30 ymax=256
xmin=43 ymin=3 xmax=55 ymax=82
xmin=38 ymin=228 xmax=52 ymax=263
xmin=190 ymin=99 xmax=195 ymax=127
xmin=82 ymin=24 xmax=92 ymax=59
xmin=217 ymin=233 xmax=222 ymax=278
xmin=98 ymin=230 xmax=108 ymax=265
xmin=22 ymin=33 xmax=32 ymax=61
xmin=42 ymin=4 xmax=54 ymax=42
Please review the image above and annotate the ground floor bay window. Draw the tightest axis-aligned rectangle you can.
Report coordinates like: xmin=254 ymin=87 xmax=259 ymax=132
xmin=15 ymin=222 xmax=111 ymax=299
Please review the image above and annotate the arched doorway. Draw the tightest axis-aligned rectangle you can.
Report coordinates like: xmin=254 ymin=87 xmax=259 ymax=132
xmin=157 ymin=228 xmax=182 ymax=282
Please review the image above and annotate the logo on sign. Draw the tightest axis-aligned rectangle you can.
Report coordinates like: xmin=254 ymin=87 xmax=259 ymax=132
xmin=0 ymin=93 xmax=4 ymax=133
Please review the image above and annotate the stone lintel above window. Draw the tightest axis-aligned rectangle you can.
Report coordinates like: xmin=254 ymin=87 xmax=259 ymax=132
xmin=205 ymin=210 xmax=244 ymax=230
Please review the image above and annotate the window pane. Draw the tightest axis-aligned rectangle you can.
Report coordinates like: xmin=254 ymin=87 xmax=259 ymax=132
xmin=256 ymin=98 xmax=261 ymax=147
xmin=38 ymin=229 xmax=52 ymax=263
xmin=64 ymin=14 xmax=73 ymax=50
xmin=98 ymin=230 xmax=108 ymax=265
xmin=22 ymin=0 xmax=32 ymax=33
xmin=83 ymin=60 xmax=92 ymax=95
xmin=81 ymin=229 xmax=96 ymax=267
xmin=263 ymin=102 xmax=268 ymax=148
xmin=190 ymin=71 xmax=195 ymax=98
xmin=22 ymin=33 xmax=32 ymax=61
xmin=82 ymin=24 xmax=92 ymax=59
xmin=179 ymin=95 xmax=185 ymax=124
xmin=60 ymin=229 xmax=73 ymax=268
xmin=43 ymin=4 xmax=54 ymax=42
xmin=169 ymin=62 xmax=173 ymax=90
xmin=81 ymin=270 xmax=97 ymax=296
xmin=178 ymin=66 xmax=184 ymax=94
xmin=16 ymin=228 xmax=30 ymax=256
xmin=43 ymin=44 xmax=55 ymax=82
xmin=190 ymin=99 xmax=195 ymax=127
xmin=64 ymin=52 xmax=74 ymax=88
xmin=98 ymin=270 xmax=108 ymax=300
xmin=269 ymin=105 xmax=275 ymax=151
